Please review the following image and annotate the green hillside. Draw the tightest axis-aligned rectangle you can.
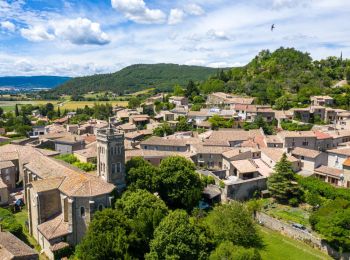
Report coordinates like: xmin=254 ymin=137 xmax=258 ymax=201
xmin=49 ymin=64 xmax=218 ymax=96
xmin=204 ymin=47 xmax=350 ymax=106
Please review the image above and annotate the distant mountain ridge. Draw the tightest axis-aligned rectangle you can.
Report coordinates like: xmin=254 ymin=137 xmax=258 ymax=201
xmin=49 ymin=64 xmax=218 ymax=95
xmin=0 ymin=76 xmax=71 ymax=89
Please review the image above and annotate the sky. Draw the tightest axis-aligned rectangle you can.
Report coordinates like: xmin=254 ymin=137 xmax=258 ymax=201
xmin=0 ymin=0 xmax=350 ymax=76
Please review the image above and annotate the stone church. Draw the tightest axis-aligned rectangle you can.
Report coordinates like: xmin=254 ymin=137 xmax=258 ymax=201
xmin=0 ymin=125 xmax=125 ymax=259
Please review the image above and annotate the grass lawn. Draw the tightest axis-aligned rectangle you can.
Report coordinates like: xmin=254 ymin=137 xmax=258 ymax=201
xmin=259 ymin=226 xmax=331 ymax=260
xmin=13 ymin=209 xmax=42 ymax=252
xmin=262 ymin=199 xmax=311 ymax=227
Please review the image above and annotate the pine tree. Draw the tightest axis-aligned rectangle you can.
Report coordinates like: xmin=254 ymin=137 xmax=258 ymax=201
xmin=15 ymin=104 xmax=19 ymax=117
xmin=267 ymin=153 xmax=302 ymax=205
xmin=185 ymin=80 xmax=199 ymax=98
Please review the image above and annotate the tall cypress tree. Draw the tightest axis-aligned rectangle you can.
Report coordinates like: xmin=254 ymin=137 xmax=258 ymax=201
xmin=15 ymin=104 xmax=19 ymax=117
xmin=57 ymin=106 xmax=61 ymax=117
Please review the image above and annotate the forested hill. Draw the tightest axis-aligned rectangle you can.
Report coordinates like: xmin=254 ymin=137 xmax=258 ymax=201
xmin=203 ymin=47 xmax=350 ymax=106
xmin=0 ymin=76 xmax=71 ymax=89
xmin=50 ymin=64 xmax=218 ymax=95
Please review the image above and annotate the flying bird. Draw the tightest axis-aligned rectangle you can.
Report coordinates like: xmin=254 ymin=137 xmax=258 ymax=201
xmin=271 ymin=24 xmax=275 ymax=31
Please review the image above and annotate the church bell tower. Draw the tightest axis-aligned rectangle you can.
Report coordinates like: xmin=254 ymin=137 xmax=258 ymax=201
xmin=96 ymin=122 xmax=125 ymax=190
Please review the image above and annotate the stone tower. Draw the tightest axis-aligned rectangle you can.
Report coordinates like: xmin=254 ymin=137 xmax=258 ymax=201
xmin=96 ymin=123 xmax=125 ymax=190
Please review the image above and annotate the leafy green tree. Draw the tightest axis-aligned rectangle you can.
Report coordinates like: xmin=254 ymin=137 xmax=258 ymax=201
xmin=173 ymin=84 xmax=185 ymax=96
xmin=153 ymin=123 xmax=174 ymax=137
xmin=209 ymin=241 xmax=261 ymax=260
xmin=204 ymin=202 xmax=263 ymax=248
xmin=208 ymin=115 xmax=234 ymax=130
xmin=116 ymin=190 xmax=169 ymax=258
xmin=125 ymin=156 xmax=149 ymax=173
xmin=147 ymin=210 xmax=208 ymax=260
xmin=274 ymin=95 xmax=290 ymax=110
xmin=126 ymin=162 xmax=160 ymax=193
xmin=75 ymin=209 xmax=132 ymax=260
xmin=346 ymin=67 xmax=350 ymax=84
xmin=175 ymin=117 xmax=191 ymax=132
xmin=267 ymin=153 xmax=302 ymax=205
xmin=158 ymin=156 xmax=203 ymax=210
xmin=200 ymin=79 xmax=225 ymax=94
xmin=128 ymin=96 xmax=141 ymax=109
xmin=309 ymin=198 xmax=350 ymax=252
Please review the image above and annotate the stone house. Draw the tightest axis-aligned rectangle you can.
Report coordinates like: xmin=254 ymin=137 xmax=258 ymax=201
xmin=327 ymin=147 xmax=350 ymax=169
xmin=129 ymin=115 xmax=150 ymax=128
xmin=265 ymin=135 xmax=283 ymax=148
xmin=277 ymin=131 xmax=317 ymax=150
xmin=310 ymin=95 xmax=334 ymax=106
xmin=336 ymin=112 xmax=350 ymax=130
xmin=291 ymin=147 xmax=327 ymax=172
xmin=169 ymin=96 xmax=188 ymax=106
xmin=230 ymin=159 xmax=260 ymax=180
xmin=314 ymin=165 xmax=350 ymax=188
xmin=260 ymin=148 xmax=301 ymax=172
xmin=0 ymin=161 xmax=17 ymax=190
xmin=207 ymin=92 xmax=254 ymax=107
xmin=53 ymin=135 xmax=85 ymax=154
xmin=140 ymin=136 xmax=199 ymax=152
xmin=190 ymin=145 xmax=232 ymax=170
xmin=291 ymin=108 xmax=310 ymax=123
xmin=310 ymin=106 xmax=326 ymax=121
xmin=221 ymin=149 xmax=253 ymax=177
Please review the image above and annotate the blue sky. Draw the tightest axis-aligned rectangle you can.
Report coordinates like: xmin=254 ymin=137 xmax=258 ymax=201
xmin=0 ymin=0 xmax=350 ymax=76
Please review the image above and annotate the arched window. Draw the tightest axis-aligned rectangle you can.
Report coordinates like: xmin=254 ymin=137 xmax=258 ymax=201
xmin=80 ymin=206 xmax=85 ymax=217
xmin=98 ymin=204 xmax=104 ymax=211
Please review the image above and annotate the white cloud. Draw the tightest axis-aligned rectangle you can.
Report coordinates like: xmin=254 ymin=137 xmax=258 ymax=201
xmin=53 ymin=18 xmax=110 ymax=45
xmin=20 ymin=25 xmax=55 ymax=42
xmin=184 ymin=4 xmax=205 ymax=16
xmin=207 ymin=29 xmax=230 ymax=40
xmin=111 ymin=0 xmax=166 ymax=24
xmin=20 ymin=18 xmax=110 ymax=45
xmin=0 ymin=21 xmax=15 ymax=32
xmin=168 ymin=9 xmax=185 ymax=25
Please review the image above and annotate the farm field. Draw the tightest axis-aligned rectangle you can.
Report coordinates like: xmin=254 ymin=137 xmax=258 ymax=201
xmin=259 ymin=226 xmax=331 ymax=260
xmin=0 ymin=100 xmax=128 ymax=112
xmin=58 ymin=100 xmax=128 ymax=110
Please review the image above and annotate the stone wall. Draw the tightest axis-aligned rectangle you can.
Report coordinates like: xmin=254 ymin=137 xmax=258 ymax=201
xmin=256 ymin=212 xmax=350 ymax=259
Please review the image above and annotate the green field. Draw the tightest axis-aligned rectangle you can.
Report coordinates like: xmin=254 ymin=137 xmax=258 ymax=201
xmin=0 ymin=100 xmax=128 ymax=112
xmin=259 ymin=226 xmax=331 ymax=260
xmin=58 ymin=100 xmax=128 ymax=110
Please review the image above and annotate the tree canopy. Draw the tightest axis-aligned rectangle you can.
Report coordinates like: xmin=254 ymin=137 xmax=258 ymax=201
xmin=147 ymin=210 xmax=208 ymax=260
xmin=204 ymin=202 xmax=263 ymax=249
xmin=158 ymin=156 xmax=203 ymax=210
xmin=268 ymin=153 xmax=302 ymax=206
xmin=116 ymin=190 xmax=169 ymax=258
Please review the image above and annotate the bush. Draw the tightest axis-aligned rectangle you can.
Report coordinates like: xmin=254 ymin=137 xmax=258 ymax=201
xmin=55 ymin=154 xmax=78 ymax=164
xmin=281 ymin=120 xmax=313 ymax=131
xmin=288 ymin=198 xmax=299 ymax=207
xmin=298 ymin=176 xmax=350 ymax=201
xmin=0 ymin=208 xmax=23 ymax=237
xmin=72 ymin=161 xmax=96 ymax=172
